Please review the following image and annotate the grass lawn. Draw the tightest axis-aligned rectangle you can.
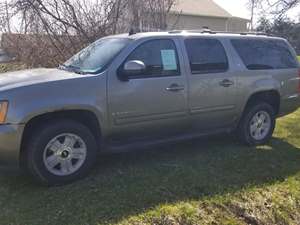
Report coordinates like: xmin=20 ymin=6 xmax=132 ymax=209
xmin=298 ymin=55 xmax=300 ymax=62
xmin=0 ymin=109 xmax=299 ymax=225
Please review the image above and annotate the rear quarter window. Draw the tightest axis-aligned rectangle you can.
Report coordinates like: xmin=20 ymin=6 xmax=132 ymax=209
xmin=231 ymin=39 xmax=298 ymax=70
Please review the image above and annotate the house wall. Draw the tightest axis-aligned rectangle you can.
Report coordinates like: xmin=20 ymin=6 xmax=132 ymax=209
xmin=168 ymin=14 xmax=249 ymax=32
xmin=168 ymin=14 xmax=227 ymax=30
xmin=227 ymin=18 xmax=249 ymax=32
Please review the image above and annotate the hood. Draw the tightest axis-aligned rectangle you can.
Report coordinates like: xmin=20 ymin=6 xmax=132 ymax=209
xmin=0 ymin=68 xmax=83 ymax=91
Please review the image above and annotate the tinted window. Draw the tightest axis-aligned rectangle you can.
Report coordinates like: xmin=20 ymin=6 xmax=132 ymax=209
xmin=125 ymin=39 xmax=180 ymax=78
xmin=231 ymin=39 xmax=298 ymax=70
xmin=185 ymin=38 xmax=228 ymax=74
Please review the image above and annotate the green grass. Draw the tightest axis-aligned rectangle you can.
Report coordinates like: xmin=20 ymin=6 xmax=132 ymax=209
xmin=0 ymin=110 xmax=300 ymax=225
xmin=298 ymin=55 xmax=300 ymax=62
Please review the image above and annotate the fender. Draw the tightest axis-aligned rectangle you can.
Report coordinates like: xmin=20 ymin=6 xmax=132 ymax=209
xmin=250 ymin=78 xmax=281 ymax=94
xmin=238 ymin=77 xmax=281 ymax=120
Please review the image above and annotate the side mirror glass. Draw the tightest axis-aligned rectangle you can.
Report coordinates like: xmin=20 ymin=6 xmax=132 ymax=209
xmin=118 ymin=60 xmax=146 ymax=81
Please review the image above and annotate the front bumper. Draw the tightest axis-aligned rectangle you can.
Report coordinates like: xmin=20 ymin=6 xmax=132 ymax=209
xmin=0 ymin=124 xmax=24 ymax=166
xmin=279 ymin=94 xmax=300 ymax=117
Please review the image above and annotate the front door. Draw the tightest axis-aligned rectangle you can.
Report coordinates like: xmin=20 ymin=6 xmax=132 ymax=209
xmin=108 ymin=38 xmax=189 ymax=141
xmin=183 ymin=37 xmax=237 ymax=131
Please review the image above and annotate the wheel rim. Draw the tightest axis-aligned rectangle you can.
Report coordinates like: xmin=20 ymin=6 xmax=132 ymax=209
xmin=43 ymin=133 xmax=87 ymax=176
xmin=249 ymin=110 xmax=271 ymax=141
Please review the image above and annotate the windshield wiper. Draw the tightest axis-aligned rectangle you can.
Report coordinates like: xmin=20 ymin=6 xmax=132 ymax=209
xmin=58 ymin=64 xmax=88 ymax=75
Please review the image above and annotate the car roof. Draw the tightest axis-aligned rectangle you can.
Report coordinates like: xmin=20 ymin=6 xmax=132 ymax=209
xmin=105 ymin=30 xmax=285 ymax=41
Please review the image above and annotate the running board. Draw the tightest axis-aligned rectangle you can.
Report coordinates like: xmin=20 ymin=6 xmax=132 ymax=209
xmin=102 ymin=128 xmax=231 ymax=154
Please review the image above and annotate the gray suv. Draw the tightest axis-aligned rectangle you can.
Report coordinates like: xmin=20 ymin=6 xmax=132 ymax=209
xmin=0 ymin=31 xmax=299 ymax=185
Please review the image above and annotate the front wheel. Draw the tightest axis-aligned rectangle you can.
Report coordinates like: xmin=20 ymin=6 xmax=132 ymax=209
xmin=237 ymin=102 xmax=276 ymax=146
xmin=25 ymin=120 xmax=97 ymax=186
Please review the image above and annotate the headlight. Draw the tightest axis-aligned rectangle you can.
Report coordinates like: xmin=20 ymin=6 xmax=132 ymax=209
xmin=0 ymin=101 xmax=8 ymax=124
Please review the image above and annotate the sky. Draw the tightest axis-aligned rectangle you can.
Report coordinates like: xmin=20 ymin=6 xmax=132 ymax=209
xmin=214 ymin=0 xmax=300 ymax=22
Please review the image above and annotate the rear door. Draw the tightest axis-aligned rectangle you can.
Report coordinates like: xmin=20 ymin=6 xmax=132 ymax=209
xmin=107 ymin=38 xmax=189 ymax=141
xmin=182 ymin=37 xmax=238 ymax=131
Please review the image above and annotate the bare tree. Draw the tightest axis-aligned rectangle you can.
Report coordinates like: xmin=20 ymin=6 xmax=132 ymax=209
xmin=0 ymin=0 xmax=128 ymax=66
xmin=268 ymin=0 xmax=300 ymax=16
xmin=127 ymin=0 xmax=175 ymax=31
xmin=13 ymin=0 xmax=126 ymax=44
xmin=247 ymin=0 xmax=300 ymax=28
xmin=0 ymin=0 xmax=176 ymax=67
xmin=0 ymin=1 xmax=15 ymax=33
xmin=247 ymin=0 xmax=261 ymax=30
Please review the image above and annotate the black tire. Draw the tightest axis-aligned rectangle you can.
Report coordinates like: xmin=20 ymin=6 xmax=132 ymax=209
xmin=237 ymin=102 xmax=276 ymax=146
xmin=24 ymin=119 xmax=97 ymax=186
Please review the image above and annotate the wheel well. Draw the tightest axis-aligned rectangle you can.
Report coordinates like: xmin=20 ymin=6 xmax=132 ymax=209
xmin=244 ymin=90 xmax=280 ymax=115
xmin=20 ymin=110 xmax=102 ymax=164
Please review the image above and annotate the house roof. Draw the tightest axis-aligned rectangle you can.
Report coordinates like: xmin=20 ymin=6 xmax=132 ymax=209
xmin=171 ymin=0 xmax=232 ymax=18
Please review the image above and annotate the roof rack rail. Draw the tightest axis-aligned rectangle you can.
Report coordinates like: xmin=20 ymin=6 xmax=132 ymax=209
xmin=204 ymin=31 xmax=269 ymax=36
xmin=130 ymin=27 xmax=167 ymax=35
xmin=168 ymin=29 xmax=216 ymax=34
xmin=240 ymin=31 xmax=268 ymax=36
xmin=168 ymin=29 xmax=269 ymax=36
xmin=188 ymin=28 xmax=216 ymax=34
xmin=168 ymin=30 xmax=183 ymax=34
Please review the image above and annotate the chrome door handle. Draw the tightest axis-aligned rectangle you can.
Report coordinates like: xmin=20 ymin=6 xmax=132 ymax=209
xmin=166 ymin=84 xmax=185 ymax=92
xmin=219 ymin=79 xmax=234 ymax=87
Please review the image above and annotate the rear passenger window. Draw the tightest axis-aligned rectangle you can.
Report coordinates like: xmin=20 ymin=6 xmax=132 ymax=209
xmin=231 ymin=39 xmax=298 ymax=70
xmin=185 ymin=38 xmax=228 ymax=74
xmin=125 ymin=39 xmax=180 ymax=78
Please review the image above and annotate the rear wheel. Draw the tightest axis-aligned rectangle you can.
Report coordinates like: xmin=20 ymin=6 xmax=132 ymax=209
xmin=237 ymin=102 xmax=276 ymax=146
xmin=25 ymin=120 xmax=97 ymax=186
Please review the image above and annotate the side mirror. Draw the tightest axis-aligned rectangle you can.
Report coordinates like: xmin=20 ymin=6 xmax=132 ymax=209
xmin=117 ymin=60 xmax=146 ymax=81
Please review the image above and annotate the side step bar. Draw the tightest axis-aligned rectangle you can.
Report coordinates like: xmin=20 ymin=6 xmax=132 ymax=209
xmin=102 ymin=128 xmax=231 ymax=154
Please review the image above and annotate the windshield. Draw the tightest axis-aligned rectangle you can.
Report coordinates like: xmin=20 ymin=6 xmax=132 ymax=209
xmin=61 ymin=38 xmax=132 ymax=74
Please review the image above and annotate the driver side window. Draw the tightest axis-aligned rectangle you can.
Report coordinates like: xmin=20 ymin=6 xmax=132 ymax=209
xmin=124 ymin=39 xmax=181 ymax=79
